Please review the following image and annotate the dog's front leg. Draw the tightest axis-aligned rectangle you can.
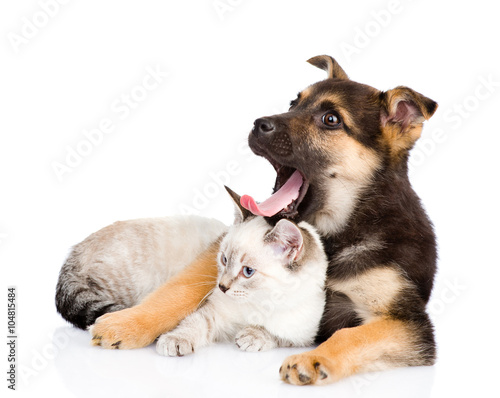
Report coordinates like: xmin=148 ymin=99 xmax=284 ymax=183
xmin=280 ymin=316 xmax=435 ymax=385
xmin=89 ymin=238 xmax=221 ymax=349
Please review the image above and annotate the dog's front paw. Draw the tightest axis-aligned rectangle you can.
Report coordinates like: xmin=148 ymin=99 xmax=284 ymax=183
xmin=280 ymin=353 xmax=335 ymax=386
xmin=235 ymin=326 xmax=276 ymax=352
xmin=156 ymin=333 xmax=196 ymax=357
xmin=90 ymin=307 xmax=156 ymax=349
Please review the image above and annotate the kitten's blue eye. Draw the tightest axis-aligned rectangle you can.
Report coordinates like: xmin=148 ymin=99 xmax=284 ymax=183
xmin=221 ymin=253 xmax=227 ymax=266
xmin=242 ymin=266 xmax=255 ymax=278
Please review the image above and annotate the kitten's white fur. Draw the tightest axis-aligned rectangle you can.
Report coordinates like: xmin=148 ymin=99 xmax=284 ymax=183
xmin=156 ymin=217 xmax=327 ymax=356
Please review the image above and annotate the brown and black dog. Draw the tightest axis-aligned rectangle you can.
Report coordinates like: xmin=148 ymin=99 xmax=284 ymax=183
xmin=58 ymin=55 xmax=438 ymax=385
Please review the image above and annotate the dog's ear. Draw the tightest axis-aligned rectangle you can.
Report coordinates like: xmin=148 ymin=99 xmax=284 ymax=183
xmin=380 ymin=86 xmax=438 ymax=160
xmin=307 ymin=55 xmax=349 ymax=80
xmin=224 ymin=186 xmax=253 ymax=224
xmin=381 ymin=86 xmax=437 ymax=128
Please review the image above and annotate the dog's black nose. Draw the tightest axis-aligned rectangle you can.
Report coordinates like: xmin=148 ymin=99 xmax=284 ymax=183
xmin=253 ymin=118 xmax=275 ymax=137
xmin=219 ymin=284 xmax=229 ymax=293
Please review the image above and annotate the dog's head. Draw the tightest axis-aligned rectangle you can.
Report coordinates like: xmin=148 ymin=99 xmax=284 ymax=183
xmin=244 ymin=55 xmax=437 ymax=233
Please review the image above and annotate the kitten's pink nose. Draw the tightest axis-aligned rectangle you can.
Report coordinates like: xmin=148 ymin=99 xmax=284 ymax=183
xmin=219 ymin=284 xmax=229 ymax=293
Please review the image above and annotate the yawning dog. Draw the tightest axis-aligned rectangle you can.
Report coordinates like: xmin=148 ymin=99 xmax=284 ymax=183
xmin=56 ymin=55 xmax=438 ymax=386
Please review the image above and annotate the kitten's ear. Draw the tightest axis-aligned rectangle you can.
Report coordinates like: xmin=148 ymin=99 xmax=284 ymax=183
xmin=265 ymin=219 xmax=303 ymax=262
xmin=224 ymin=186 xmax=253 ymax=224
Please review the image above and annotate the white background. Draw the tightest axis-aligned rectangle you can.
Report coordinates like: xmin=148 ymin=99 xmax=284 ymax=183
xmin=1 ymin=1 xmax=499 ymax=397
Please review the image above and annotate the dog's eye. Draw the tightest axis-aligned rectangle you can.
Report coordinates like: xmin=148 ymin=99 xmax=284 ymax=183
xmin=242 ymin=266 xmax=255 ymax=278
xmin=221 ymin=253 xmax=227 ymax=266
xmin=322 ymin=112 xmax=341 ymax=127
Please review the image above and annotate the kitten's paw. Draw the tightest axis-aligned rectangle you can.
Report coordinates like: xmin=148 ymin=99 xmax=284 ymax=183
xmin=235 ymin=326 xmax=276 ymax=352
xmin=90 ymin=307 xmax=156 ymax=349
xmin=156 ymin=333 xmax=195 ymax=357
xmin=279 ymin=353 xmax=335 ymax=386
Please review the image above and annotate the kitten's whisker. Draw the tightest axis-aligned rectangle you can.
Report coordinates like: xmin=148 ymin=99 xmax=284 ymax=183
xmin=197 ymin=289 xmax=215 ymax=307
xmin=190 ymin=273 xmax=218 ymax=280
xmin=182 ymin=282 xmax=217 ymax=288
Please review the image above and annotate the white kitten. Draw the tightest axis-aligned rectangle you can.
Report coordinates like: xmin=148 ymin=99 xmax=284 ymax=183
xmin=156 ymin=190 xmax=327 ymax=356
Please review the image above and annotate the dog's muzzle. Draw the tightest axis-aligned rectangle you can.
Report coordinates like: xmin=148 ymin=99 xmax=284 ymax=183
xmin=252 ymin=117 xmax=275 ymax=137
xmin=252 ymin=117 xmax=293 ymax=157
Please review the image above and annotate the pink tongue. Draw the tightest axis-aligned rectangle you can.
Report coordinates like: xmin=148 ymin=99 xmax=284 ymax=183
xmin=241 ymin=170 xmax=303 ymax=217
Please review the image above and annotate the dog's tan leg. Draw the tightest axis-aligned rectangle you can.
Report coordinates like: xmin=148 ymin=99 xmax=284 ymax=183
xmin=280 ymin=317 xmax=428 ymax=385
xmin=89 ymin=238 xmax=221 ymax=349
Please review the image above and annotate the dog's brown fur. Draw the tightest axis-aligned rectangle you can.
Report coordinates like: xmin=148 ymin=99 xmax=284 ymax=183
xmin=87 ymin=55 xmax=438 ymax=385
xmin=90 ymin=238 xmax=221 ymax=349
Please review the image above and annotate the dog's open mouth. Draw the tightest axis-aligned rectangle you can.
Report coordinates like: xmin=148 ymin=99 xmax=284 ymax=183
xmin=241 ymin=163 xmax=310 ymax=218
